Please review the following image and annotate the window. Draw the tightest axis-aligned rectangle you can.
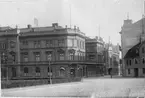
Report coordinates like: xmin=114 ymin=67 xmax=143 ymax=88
xmin=59 ymin=53 xmax=64 ymax=60
xmin=0 ymin=43 xmax=6 ymax=49
xmin=128 ymin=69 xmax=130 ymax=74
xmin=46 ymin=40 xmax=53 ymax=47
xmin=142 ymin=58 xmax=145 ymax=64
xmin=126 ymin=60 xmax=128 ymax=65
xmin=34 ymin=52 xmax=40 ymax=61
xmin=35 ymin=67 xmax=40 ymax=76
xmin=69 ymin=52 xmax=74 ymax=60
xmin=58 ymin=39 xmax=64 ymax=47
xmin=142 ymin=47 xmax=145 ymax=53
xmin=48 ymin=67 xmax=52 ymax=76
xmin=23 ymin=53 xmax=28 ymax=62
xmin=12 ymin=67 xmax=16 ymax=77
xmin=24 ymin=67 xmax=28 ymax=76
xmin=129 ymin=60 xmax=131 ymax=65
xmin=143 ymin=68 xmax=145 ymax=74
xmin=134 ymin=59 xmax=138 ymax=64
xmin=68 ymin=39 xmax=73 ymax=47
xmin=24 ymin=56 xmax=28 ymax=62
xmin=10 ymin=41 xmax=15 ymax=48
xmin=23 ymin=41 xmax=28 ymax=45
xmin=59 ymin=67 xmax=65 ymax=77
xmin=46 ymin=52 xmax=52 ymax=61
xmin=77 ymin=40 xmax=79 ymax=47
xmin=34 ymin=41 xmax=41 ymax=48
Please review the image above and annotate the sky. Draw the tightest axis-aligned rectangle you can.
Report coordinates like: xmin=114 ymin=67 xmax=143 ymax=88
xmin=0 ymin=0 xmax=144 ymax=45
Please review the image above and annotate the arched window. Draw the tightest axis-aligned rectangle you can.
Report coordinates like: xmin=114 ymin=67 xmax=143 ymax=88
xmin=59 ymin=67 xmax=65 ymax=77
xmin=24 ymin=67 xmax=28 ymax=76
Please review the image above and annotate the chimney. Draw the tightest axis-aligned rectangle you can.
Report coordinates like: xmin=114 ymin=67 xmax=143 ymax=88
xmin=74 ymin=25 xmax=76 ymax=30
xmin=27 ymin=24 xmax=32 ymax=29
xmin=52 ymin=23 xmax=58 ymax=28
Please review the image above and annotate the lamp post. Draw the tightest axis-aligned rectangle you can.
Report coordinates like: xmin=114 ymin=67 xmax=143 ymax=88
xmin=48 ymin=54 xmax=52 ymax=84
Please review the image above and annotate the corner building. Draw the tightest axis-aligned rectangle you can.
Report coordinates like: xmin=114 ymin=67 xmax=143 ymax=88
xmin=19 ymin=23 xmax=86 ymax=81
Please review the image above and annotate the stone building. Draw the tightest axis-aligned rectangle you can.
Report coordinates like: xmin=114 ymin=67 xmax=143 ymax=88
xmin=120 ymin=17 xmax=145 ymax=76
xmin=0 ymin=26 xmax=20 ymax=80
xmin=85 ymin=36 xmax=105 ymax=76
xmin=124 ymin=41 xmax=145 ymax=77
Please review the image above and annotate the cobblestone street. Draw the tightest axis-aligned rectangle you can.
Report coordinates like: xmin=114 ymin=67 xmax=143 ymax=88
xmin=2 ymin=76 xmax=145 ymax=97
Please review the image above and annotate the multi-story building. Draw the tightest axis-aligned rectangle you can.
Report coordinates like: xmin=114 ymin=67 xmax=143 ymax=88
xmin=0 ymin=26 xmax=20 ymax=80
xmin=124 ymin=41 xmax=145 ymax=77
xmin=1 ymin=24 xmax=91 ymax=82
xmin=120 ymin=17 xmax=145 ymax=76
xmin=85 ymin=36 xmax=105 ymax=76
xmin=18 ymin=23 xmax=87 ymax=81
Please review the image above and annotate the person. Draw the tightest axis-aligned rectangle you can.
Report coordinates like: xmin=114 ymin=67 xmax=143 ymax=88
xmin=108 ymin=68 xmax=112 ymax=78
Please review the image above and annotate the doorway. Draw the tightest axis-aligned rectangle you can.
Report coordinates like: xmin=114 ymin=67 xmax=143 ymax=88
xmin=134 ymin=68 xmax=138 ymax=77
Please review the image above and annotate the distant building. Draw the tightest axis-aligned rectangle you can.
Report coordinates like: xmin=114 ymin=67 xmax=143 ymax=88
xmin=124 ymin=41 xmax=145 ymax=77
xmin=85 ymin=36 xmax=105 ymax=76
xmin=120 ymin=17 xmax=145 ymax=76
xmin=104 ymin=43 xmax=120 ymax=75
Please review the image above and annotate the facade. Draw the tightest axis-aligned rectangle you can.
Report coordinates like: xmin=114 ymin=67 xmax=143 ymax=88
xmin=104 ymin=43 xmax=120 ymax=75
xmin=120 ymin=17 xmax=145 ymax=76
xmin=1 ymin=23 xmax=107 ymax=82
xmin=85 ymin=36 xmax=105 ymax=76
xmin=124 ymin=41 xmax=145 ymax=77
xmin=18 ymin=23 xmax=86 ymax=81
xmin=0 ymin=27 xmax=20 ymax=80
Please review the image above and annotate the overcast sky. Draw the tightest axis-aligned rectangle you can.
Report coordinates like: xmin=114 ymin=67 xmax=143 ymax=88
xmin=0 ymin=0 xmax=144 ymax=45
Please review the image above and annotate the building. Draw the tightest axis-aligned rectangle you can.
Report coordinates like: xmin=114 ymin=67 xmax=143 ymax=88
xmin=124 ymin=41 xmax=145 ymax=77
xmin=0 ymin=26 xmax=20 ymax=80
xmin=85 ymin=36 xmax=105 ymax=76
xmin=104 ymin=43 xmax=120 ymax=75
xmin=120 ymin=17 xmax=145 ymax=76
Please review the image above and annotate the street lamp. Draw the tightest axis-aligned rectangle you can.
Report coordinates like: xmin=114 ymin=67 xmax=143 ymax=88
xmin=48 ymin=54 xmax=52 ymax=84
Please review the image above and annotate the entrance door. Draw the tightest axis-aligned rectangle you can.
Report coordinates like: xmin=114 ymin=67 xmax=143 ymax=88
xmin=134 ymin=68 xmax=138 ymax=77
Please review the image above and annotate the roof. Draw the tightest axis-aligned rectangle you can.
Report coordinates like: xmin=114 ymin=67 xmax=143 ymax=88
xmin=0 ymin=26 xmax=13 ymax=31
xmin=124 ymin=40 xmax=145 ymax=59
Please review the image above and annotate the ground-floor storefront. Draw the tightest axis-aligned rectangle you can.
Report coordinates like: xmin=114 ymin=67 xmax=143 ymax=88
xmin=1 ymin=63 xmax=104 ymax=81
xmin=125 ymin=68 xmax=145 ymax=77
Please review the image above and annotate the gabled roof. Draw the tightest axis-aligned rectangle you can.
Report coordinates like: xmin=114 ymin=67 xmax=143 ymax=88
xmin=124 ymin=40 xmax=145 ymax=59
